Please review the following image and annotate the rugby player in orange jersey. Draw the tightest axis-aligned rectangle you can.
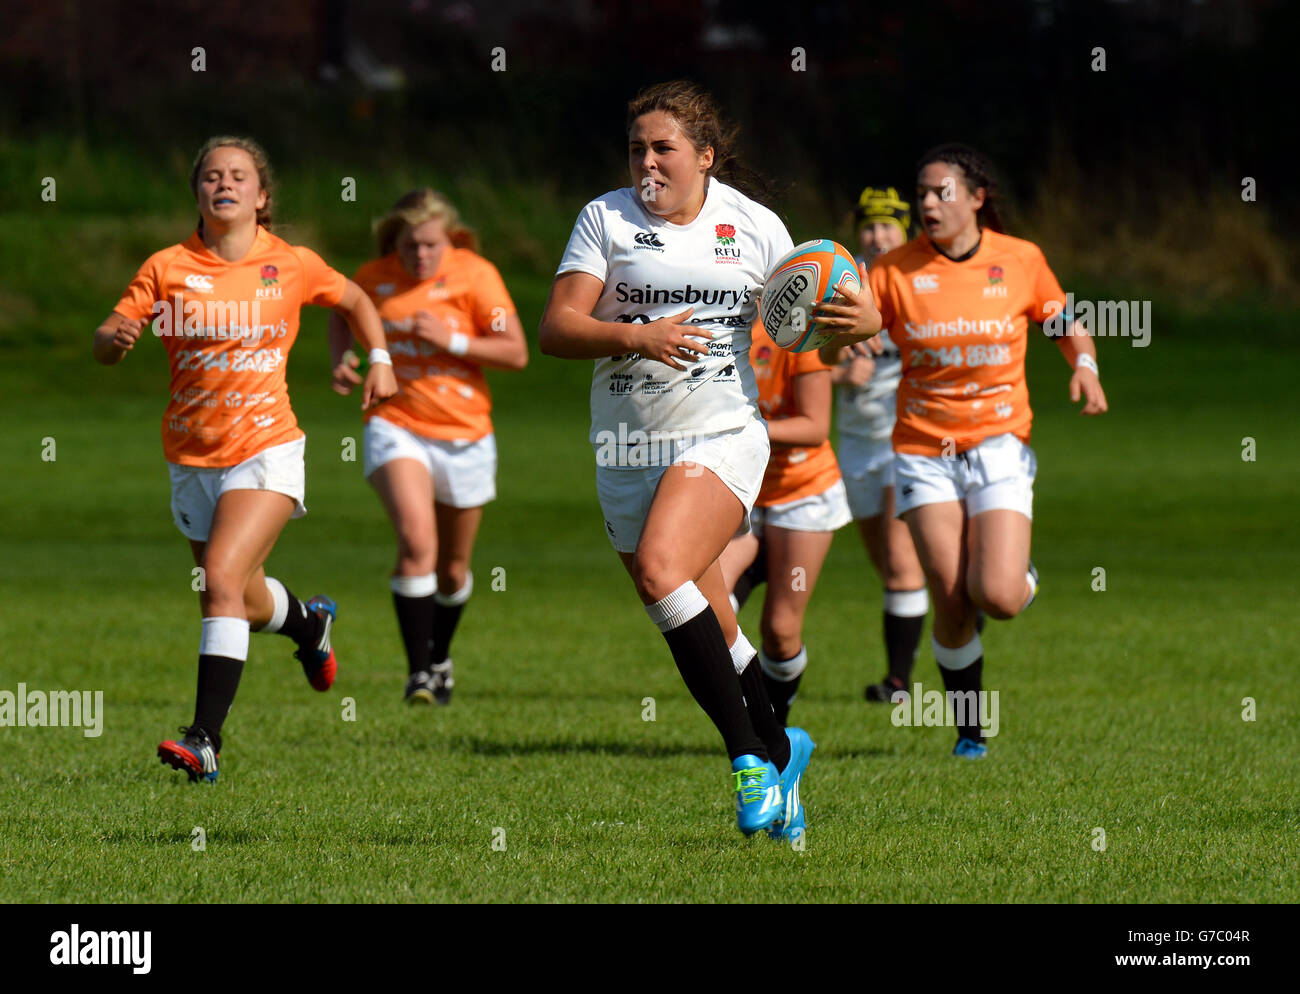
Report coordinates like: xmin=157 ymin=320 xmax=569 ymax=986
xmin=818 ymin=144 xmax=1108 ymax=757
xmin=719 ymin=318 xmax=852 ymax=728
xmin=328 ymin=189 xmax=528 ymax=705
xmin=93 ymin=136 xmax=397 ymax=782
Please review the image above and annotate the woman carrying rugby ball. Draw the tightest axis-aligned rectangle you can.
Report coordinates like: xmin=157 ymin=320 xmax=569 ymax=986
xmin=94 ymin=136 xmax=397 ymax=782
xmin=540 ymin=81 xmax=880 ymax=838
xmin=819 ymin=144 xmax=1107 ymax=758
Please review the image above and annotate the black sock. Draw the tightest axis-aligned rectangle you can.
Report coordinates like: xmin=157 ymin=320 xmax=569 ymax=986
xmin=937 ymin=656 xmax=984 ymax=743
xmin=277 ymin=586 xmax=324 ymax=649
xmin=393 ymin=592 xmax=436 ymax=676
xmin=732 ymin=547 xmax=768 ymax=612
xmin=883 ymin=608 xmax=924 ymax=684
xmin=662 ymin=609 xmax=766 ymax=762
xmin=761 ymin=667 xmax=802 ymax=728
xmin=192 ymin=654 xmax=244 ymax=753
xmin=430 ymin=600 xmax=465 ymax=666
xmin=739 ymin=658 xmax=791 ymax=770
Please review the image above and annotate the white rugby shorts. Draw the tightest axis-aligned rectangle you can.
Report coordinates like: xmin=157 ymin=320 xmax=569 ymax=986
xmin=595 ymin=418 xmax=769 ymax=554
xmin=838 ymin=434 xmax=896 ymax=520
xmin=168 ymin=435 xmax=306 ymax=542
xmin=364 ymin=415 xmax=497 ymax=508
xmin=894 ymin=433 xmax=1036 ymax=519
xmin=752 ymin=478 xmax=852 ymax=536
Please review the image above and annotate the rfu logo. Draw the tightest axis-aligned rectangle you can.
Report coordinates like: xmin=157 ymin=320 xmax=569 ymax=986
xmin=912 ymin=274 xmax=939 ymax=293
xmin=184 ymin=274 xmax=214 ymax=293
xmin=634 ymin=231 xmax=665 ymax=249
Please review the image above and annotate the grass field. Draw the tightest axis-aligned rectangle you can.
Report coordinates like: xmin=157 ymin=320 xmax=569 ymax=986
xmin=1 ymin=160 xmax=1298 ymax=902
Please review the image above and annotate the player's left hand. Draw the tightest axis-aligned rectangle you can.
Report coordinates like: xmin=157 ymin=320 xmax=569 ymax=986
xmin=811 ymin=261 xmax=882 ymax=341
xmin=1070 ymin=368 xmax=1108 ymax=415
xmin=361 ymin=361 xmax=398 ymax=410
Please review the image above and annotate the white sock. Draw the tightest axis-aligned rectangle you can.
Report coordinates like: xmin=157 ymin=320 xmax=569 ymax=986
xmin=884 ymin=587 xmax=928 ymax=617
xmin=261 ymin=577 xmax=290 ymax=633
xmin=932 ymin=633 xmax=982 ymax=671
xmin=435 ymin=572 xmax=473 ymax=606
xmin=200 ymin=617 xmax=250 ymax=661
xmin=391 ymin=573 xmax=436 ymax=597
xmin=728 ymin=630 xmax=757 ymax=676
xmin=644 ymin=581 xmax=708 ymax=633
xmin=759 ymin=645 xmax=808 ymax=682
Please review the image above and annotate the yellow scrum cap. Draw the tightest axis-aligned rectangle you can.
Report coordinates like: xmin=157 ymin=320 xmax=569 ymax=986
xmin=854 ymin=185 xmax=910 ymax=236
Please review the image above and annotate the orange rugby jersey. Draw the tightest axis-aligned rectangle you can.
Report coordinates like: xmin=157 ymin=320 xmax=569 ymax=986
xmin=869 ymin=230 xmax=1066 ymax=456
xmin=353 ymin=249 xmax=516 ymax=441
xmin=113 ymin=227 xmax=347 ymax=467
xmin=750 ymin=319 xmax=842 ymax=506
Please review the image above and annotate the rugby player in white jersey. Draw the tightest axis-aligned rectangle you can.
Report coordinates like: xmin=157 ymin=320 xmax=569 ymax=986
xmin=540 ymin=81 xmax=880 ymax=838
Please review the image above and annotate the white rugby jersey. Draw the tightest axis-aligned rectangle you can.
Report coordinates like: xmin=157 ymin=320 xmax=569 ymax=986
xmin=557 ymin=179 xmax=793 ymax=453
xmin=836 ymin=327 xmax=903 ymax=442
xmin=836 ymin=254 xmax=902 ymax=442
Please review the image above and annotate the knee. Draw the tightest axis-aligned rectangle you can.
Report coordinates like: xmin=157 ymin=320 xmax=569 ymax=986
xmin=394 ymin=530 xmax=434 ymax=575
xmin=438 ymin=559 xmax=470 ymax=594
xmin=760 ymin=604 xmax=803 ymax=658
xmin=970 ymin=573 xmax=1026 ymax=620
xmin=200 ymin=561 xmax=243 ymax=601
xmin=630 ymin=545 xmax=682 ymax=604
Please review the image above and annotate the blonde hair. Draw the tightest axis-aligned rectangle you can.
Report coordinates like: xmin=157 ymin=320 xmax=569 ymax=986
xmin=189 ymin=135 xmax=274 ymax=227
xmin=375 ymin=188 xmax=479 ymax=256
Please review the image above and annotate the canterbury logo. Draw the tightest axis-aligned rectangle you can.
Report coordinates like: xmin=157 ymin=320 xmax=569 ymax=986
xmin=184 ymin=274 xmax=214 ymax=291
xmin=912 ymin=274 xmax=939 ymax=292
xmin=634 ymin=232 xmax=665 ymax=248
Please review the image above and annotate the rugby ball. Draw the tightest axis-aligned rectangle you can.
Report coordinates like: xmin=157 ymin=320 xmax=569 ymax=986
xmin=760 ymin=239 xmax=860 ymax=352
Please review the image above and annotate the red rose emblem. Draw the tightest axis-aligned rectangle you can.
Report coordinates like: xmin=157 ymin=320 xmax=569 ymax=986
xmin=716 ymin=224 xmax=735 ymax=239
xmin=261 ymin=265 xmax=278 ymax=280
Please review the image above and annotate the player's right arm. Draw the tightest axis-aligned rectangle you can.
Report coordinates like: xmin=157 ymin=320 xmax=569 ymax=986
xmin=93 ymin=312 xmax=145 ymax=366
xmin=538 ymin=271 xmax=708 ymax=371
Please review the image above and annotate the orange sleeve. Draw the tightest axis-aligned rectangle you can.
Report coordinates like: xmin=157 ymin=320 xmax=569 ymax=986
xmin=469 ymin=258 xmax=517 ymax=335
xmin=293 ymin=245 xmax=348 ymax=307
xmin=868 ymin=262 xmax=895 ymax=331
xmin=1027 ymin=245 xmax=1066 ymax=324
xmin=113 ymin=252 xmax=168 ymax=322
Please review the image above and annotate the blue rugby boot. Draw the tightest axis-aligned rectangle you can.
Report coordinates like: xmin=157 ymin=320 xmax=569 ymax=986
xmin=767 ymin=727 xmax=815 ymax=841
xmin=732 ymin=755 xmax=783 ymax=836
xmin=952 ymin=736 xmax=988 ymax=760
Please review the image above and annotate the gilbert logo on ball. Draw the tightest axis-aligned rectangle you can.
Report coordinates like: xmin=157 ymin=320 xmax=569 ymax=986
xmin=760 ymin=239 xmax=859 ymax=352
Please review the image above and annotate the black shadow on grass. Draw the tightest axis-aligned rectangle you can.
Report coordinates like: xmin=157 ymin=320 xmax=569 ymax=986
xmin=441 ymin=735 xmax=719 ymax=759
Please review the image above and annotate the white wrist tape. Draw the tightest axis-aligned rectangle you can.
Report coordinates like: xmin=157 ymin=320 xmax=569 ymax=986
xmin=368 ymin=348 xmax=392 ymax=366
xmin=448 ymin=332 xmax=470 ymax=356
xmin=1075 ymin=353 xmax=1099 ymax=375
